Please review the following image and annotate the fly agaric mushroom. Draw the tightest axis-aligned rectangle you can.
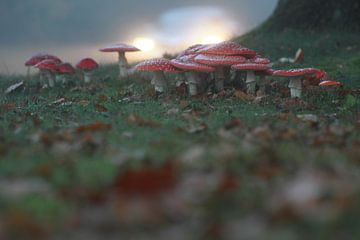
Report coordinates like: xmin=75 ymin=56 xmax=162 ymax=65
xmin=193 ymin=54 xmax=247 ymax=92
xmin=171 ymin=55 xmax=215 ymax=96
xmin=34 ymin=59 xmax=60 ymax=88
xmin=319 ymin=80 xmax=342 ymax=87
xmin=273 ymin=68 xmax=326 ymax=98
xmin=133 ymin=58 xmax=182 ymax=93
xmin=76 ymin=58 xmax=99 ymax=83
xmin=231 ymin=63 xmax=272 ymax=95
xmin=99 ymin=44 xmax=140 ymax=78
xmin=25 ymin=53 xmax=61 ymax=80
xmin=198 ymin=41 xmax=257 ymax=58
xmin=56 ymin=63 xmax=76 ymax=84
xmin=232 ymin=63 xmax=270 ymax=95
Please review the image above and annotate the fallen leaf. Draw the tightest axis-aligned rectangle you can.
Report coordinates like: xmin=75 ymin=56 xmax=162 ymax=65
xmin=179 ymin=100 xmax=190 ymax=109
xmin=5 ymin=81 xmax=24 ymax=94
xmin=78 ymin=100 xmax=90 ymax=107
xmin=95 ymin=103 xmax=108 ymax=112
xmin=234 ymin=90 xmax=254 ymax=101
xmin=76 ymin=122 xmax=112 ymax=133
xmin=114 ymin=163 xmax=177 ymax=196
xmin=127 ymin=114 xmax=161 ymax=128
xmin=0 ymin=103 xmax=16 ymax=113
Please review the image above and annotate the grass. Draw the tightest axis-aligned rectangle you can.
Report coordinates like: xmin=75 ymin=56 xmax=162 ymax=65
xmin=0 ymin=30 xmax=359 ymax=239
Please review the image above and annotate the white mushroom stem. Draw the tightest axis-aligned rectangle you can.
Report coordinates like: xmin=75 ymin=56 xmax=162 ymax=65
xmin=46 ymin=71 xmax=55 ymax=88
xmin=152 ymin=71 xmax=168 ymax=93
xmin=55 ymin=75 xmax=63 ymax=83
xmin=245 ymin=71 xmax=256 ymax=95
xmin=187 ymin=72 xmax=202 ymax=96
xmin=288 ymin=77 xmax=303 ymax=98
xmin=118 ymin=52 xmax=128 ymax=78
xmin=84 ymin=71 xmax=94 ymax=83
xmin=214 ymin=67 xmax=225 ymax=92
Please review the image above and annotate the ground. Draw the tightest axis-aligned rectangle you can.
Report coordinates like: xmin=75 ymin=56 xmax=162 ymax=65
xmin=0 ymin=30 xmax=359 ymax=240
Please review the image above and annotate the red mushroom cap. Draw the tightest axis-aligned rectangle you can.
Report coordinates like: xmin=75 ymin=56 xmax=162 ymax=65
xmin=99 ymin=44 xmax=140 ymax=53
xmin=273 ymin=68 xmax=327 ymax=85
xmin=177 ymin=44 xmax=209 ymax=59
xmin=171 ymin=58 xmax=215 ymax=73
xmin=25 ymin=53 xmax=61 ymax=66
xmin=232 ymin=63 xmax=271 ymax=71
xmin=198 ymin=41 xmax=257 ymax=58
xmin=76 ymin=58 xmax=99 ymax=71
xmin=250 ymin=55 xmax=271 ymax=65
xmin=57 ymin=63 xmax=76 ymax=75
xmin=194 ymin=54 xmax=247 ymax=66
xmin=273 ymin=68 xmax=325 ymax=78
xmin=34 ymin=59 xmax=60 ymax=72
xmin=319 ymin=80 xmax=342 ymax=87
xmin=133 ymin=58 xmax=183 ymax=73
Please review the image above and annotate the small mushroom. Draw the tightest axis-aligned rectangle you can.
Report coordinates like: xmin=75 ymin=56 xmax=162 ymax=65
xmin=133 ymin=58 xmax=182 ymax=93
xmin=56 ymin=63 xmax=76 ymax=84
xmin=193 ymin=54 xmax=247 ymax=92
xmin=319 ymin=80 xmax=341 ymax=87
xmin=231 ymin=63 xmax=272 ymax=95
xmin=171 ymin=55 xmax=215 ymax=96
xmin=99 ymin=44 xmax=140 ymax=78
xmin=34 ymin=59 xmax=60 ymax=88
xmin=76 ymin=58 xmax=99 ymax=83
xmin=273 ymin=68 xmax=326 ymax=98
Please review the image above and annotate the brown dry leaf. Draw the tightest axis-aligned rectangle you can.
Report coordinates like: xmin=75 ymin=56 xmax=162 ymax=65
xmin=95 ymin=103 xmax=108 ymax=112
xmin=127 ymin=114 xmax=161 ymax=128
xmin=4 ymin=210 xmax=49 ymax=239
xmin=78 ymin=100 xmax=90 ymax=107
xmin=224 ymin=119 xmax=243 ymax=130
xmin=276 ymin=128 xmax=298 ymax=140
xmin=114 ymin=162 xmax=177 ymax=196
xmin=179 ymin=100 xmax=190 ymax=109
xmin=0 ymin=103 xmax=16 ymax=113
xmin=97 ymin=94 xmax=108 ymax=102
xmin=234 ymin=90 xmax=255 ymax=101
xmin=76 ymin=122 xmax=112 ymax=133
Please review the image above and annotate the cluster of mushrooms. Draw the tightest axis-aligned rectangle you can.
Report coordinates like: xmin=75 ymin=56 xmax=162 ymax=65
xmin=25 ymin=41 xmax=341 ymax=98
xmin=25 ymin=54 xmax=99 ymax=87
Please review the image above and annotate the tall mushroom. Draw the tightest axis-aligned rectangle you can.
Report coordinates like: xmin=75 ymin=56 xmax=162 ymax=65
xmin=34 ymin=59 xmax=60 ymax=88
xmin=171 ymin=55 xmax=215 ymax=96
xmin=99 ymin=44 xmax=140 ymax=78
xmin=231 ymin=63 xmax=272 ymax=95
xmin=76 ymin=58 xmax=99 ymax=83
xmin=193 ymin=54 xmax=247 ymax=92
xmin=273 ymin=68 xmax=326 ymax=98
xmin=133 ymin=58 xmax=183 ymax=93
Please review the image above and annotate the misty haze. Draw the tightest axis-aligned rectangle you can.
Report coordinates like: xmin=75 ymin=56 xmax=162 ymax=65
xmin=0 ymin=0 xmax=277 ymax=74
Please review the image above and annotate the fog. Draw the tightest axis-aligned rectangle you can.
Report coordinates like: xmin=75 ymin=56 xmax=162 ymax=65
xmin=0 ymin=0 xmax=278 ymax=74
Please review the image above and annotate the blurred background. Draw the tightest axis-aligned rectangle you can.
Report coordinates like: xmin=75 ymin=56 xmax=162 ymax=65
xmin=0 ymin=0 xmax=278 ymax=74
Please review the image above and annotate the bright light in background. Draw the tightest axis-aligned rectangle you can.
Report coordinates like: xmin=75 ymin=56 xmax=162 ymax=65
xmin=133 ymin=37 xmax=155 ymax=52
xmin=201 ymin=35 xmax=225 ymax=44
